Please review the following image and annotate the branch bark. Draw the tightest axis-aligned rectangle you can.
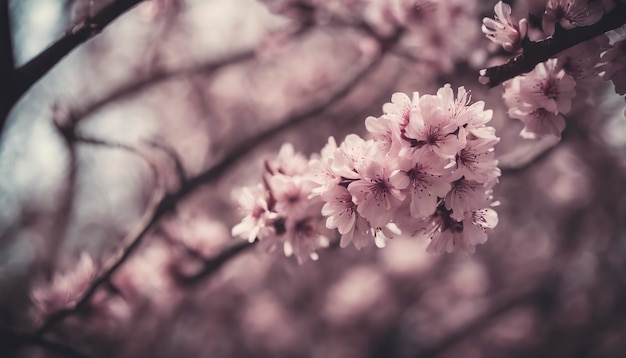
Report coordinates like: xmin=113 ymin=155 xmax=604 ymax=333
xmin=0 ymin=0 xmax=145 ymax=134
xmin=481 ymin=3 xmax=626 ymax=87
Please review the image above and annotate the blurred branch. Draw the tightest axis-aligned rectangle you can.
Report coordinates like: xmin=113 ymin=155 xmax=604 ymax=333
xmin=35 ymin=183 xmax=166 ymax=336
xmin=72 ymin=49 xmax=256 ymax=120
xmin=414 ymin=276 xmax=557 ymax=358
xmin=31 ymin=25 xmax=401 ymax=340
xmin=0 ymin=0 xmax=145 ymax=134
xmin=0 ymin=329 xmax=91 ymax=358
xmin=481 ymin=3 xmax=626 ymax=87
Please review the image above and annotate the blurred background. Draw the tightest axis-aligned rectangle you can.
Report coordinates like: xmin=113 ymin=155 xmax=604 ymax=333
xmin=1 ymin=0 xmax=626 ymax=357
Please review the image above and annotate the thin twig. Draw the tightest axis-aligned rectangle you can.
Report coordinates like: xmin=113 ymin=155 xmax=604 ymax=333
xmin=481 ymin=3 xmax=626 ymax=87
xmin=71 ymin=49 xmax=256 ymax=120
xmin=179 ymin=240 xmax=257 ymax=285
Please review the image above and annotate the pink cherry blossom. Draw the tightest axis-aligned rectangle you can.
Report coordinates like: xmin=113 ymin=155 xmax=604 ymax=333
xmin=389 ymin=151 xmax=450 ymax=218
xmin=321 ymin=185 xmax=357 ymax=236
xmin=482 ymin=1 xmax=528 ymax=52
xmin=283 ymin=216 xmax=330 ymax=264
xmin=309 ymin=136 xmax=341 ymax=196
xmin=403 ymin=93 xmax=467 ymax=159
xmin=543 ymin=0 xmax=604 ymax=35
xmin=503 ymin=59 xmax=576 ymax=138
xmin=425 ymin=206 xmax=498 ymax=254
xmin=381 ymin=91 xmax=417 ymax=128
xmin=512 ymin=106 xmax=567 ymax=139
xmin=231 ymin=185 xmax=277 ymax=243
xmin=364 ymin=114 xmax=404 ymax=155
xmin=445 ymin=177 xmax=490 ymax=220
xmin=348 ymin=157 xmax=405 ymax=228
xmin=600 ymin=29 xmax=626 ymax=95
xmin=451 ymin=136 xmax=501 ymax=183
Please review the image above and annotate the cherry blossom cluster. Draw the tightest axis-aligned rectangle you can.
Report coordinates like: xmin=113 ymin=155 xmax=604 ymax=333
xmin=482 ymin=1 xmax=626 ymax=139
xmin=232 ymin=85 xmax=500 ymax=262
xmin=231 ymin=144 xmax=331 ymax=264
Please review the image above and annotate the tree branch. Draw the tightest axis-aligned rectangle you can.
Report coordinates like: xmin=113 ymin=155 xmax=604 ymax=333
xmin=0 ymin=0 xmax=14 ymax=126
xmin=179 ymin=240 xmax=257 ymax=285
xmin=0 ymin=0 xmax=145 ymax=134
xmin=72 ymin=49 xmax=255 ymax=120
xmin=35 ymin=183 xmax=166 ymax=336
xmin=32 ymin=25 xmax=401 ymax=339
xmin=0 ymin=0 xmax=13 ymax=83
xmin=481 ymin=3 xmax=626 ymax=87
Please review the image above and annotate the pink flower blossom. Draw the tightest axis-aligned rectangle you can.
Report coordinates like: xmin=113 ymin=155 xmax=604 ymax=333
xmin=309 ymin=136 xmax=341 ymax=196
xmin=511 ymin=106 xmax=567 ymax=139
xmin=331 ymin=134 xmax=373 ymax=180
xmin=365 ymin=114 xmax=404 ymax=155
xmin=270 ymin=174 xmax=317 ymax=219
xmin=445 ymin=177 xmax=490 ymax=221
xmin=557 ymin=35 xmax=610 ymax=82
xmin=403 ymin=92 xmax=467 ymax=159
xmin=389 ymin=151 xmax=450 ymax=218
xmin=543 ymin=0 xmax=604 ymax=35
xmin=283 ymin=217 xmax=330 ymax=264
xmin=266 ymin=143 xmax=310 ymax=177
xmin=482 ymin=1 xmax=528 ymax=52
xmin=349 ymin=157 xmax=405 ymax=227
xmin=503 ymin=59 xmax=576 ymax=138
xmin=425 ymin=206 xmax=498 ymax=254
xmin=321 ymin=185 xmax=357 ymax=237
xmin=381 ymin=91 xmax=416 ymax=128
xmin=231 ymin=185 xmax=277 ymax=243
xmin=600 ymin=29 xmax=626 ymax=95
xmin=451 ymin=136 xmax=501 ymax=183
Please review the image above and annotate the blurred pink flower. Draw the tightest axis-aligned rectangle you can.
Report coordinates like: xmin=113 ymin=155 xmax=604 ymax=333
xmin=599 ymin=28 xmax=626 ymax=95
xmin=232 ymin=184 xmax=277 ymax=243
xmin=31 ymin=253 xmax=97 ymax=324
xmin=543 ymin=0 xmax=604 ymax=35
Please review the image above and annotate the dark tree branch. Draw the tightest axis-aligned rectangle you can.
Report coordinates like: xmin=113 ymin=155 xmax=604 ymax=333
xmin=0 ymin=0 xmax=145 ymax=134
xmin=179 ymin=240 xmax=257 ymax=285
xmin=481 ymin=3 xmax=626 ymax=87
xmin=1 ymin=329 xmax=91 ymax=358
xmin=0 ymin=0 xmax=14 ymax=127
xmin=0 ymin=0 xmax=13 ymax=82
